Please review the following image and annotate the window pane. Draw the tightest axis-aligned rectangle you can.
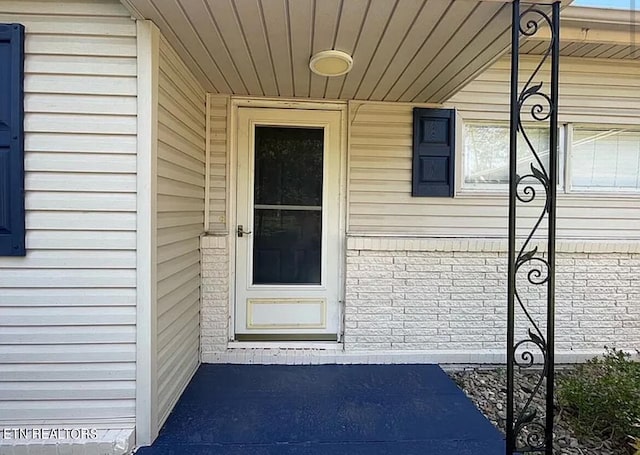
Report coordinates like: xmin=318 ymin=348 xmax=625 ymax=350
xmin=254 ymin=127 xmax=324 ymax=206
xmin=571 ymin=129 xmax=640 ymax=191
xmin=464 ymin=124 xmax=549 ymax=186
xmin=253 ymin=209 xmax=321 ymax=285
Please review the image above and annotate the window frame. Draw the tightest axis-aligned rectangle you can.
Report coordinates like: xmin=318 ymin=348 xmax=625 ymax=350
xmin=458 ymin=120 xmax=640 ymax=198
xmin=564 ymin=123 xmax=640 ymax=196
xmin=457 ymin=120 xmax=565 ymax=196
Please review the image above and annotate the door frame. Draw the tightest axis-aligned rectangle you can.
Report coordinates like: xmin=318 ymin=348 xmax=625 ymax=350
xmin=227 ymin=98 xmax=348 ymax=344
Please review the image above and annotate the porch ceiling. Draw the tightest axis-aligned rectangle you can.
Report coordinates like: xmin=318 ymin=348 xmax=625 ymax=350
xmin=121 ymin=0 xmax=526 ymax=103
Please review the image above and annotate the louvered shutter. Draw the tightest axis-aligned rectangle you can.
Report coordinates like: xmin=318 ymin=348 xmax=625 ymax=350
xmin=0 ymin=24 xmax=25 ymax=256
xmin=412 ymin=108 xmax=455 ymax=197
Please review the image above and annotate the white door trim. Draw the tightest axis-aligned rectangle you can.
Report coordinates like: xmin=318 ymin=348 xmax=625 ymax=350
xmin=227 ymin=98 xmax=347 ymax=343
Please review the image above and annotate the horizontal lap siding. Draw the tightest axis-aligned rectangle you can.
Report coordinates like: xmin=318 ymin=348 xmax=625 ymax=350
xmin=348 ymin=56 xmax=640 ymax=239
xmin=156 ymin=35 xmax=206 ymax=428
xmin=0 ymin=0 xmax=137 ymax=425
xmin=208 ymin=96 xmax=228 ymax=233
xmin=450 ymin=56 xmax=640 ymax=124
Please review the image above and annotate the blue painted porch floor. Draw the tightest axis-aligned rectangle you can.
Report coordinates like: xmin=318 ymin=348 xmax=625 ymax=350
xmin=137 ymin=364 xmax=505 ymax=454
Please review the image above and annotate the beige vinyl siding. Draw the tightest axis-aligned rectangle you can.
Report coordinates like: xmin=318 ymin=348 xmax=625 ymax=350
xmin=0 ymin=0 xmax=137 ymax=425
xmin=156 ymin=34 xmax=206 ymax=428
xmin=208 ymin=95 xmax=228 ymax=233
xmin=450 ymin=56 xmax=640 ymax=124
xmin=348 ymin=56 xmax=640 ymax=239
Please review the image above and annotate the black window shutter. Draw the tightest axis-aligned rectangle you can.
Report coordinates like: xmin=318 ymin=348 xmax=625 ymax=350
xmin=0 ymin=24 xmax=25 ymax=256
xmin=412 ymin=108 xmax=455 ymax=197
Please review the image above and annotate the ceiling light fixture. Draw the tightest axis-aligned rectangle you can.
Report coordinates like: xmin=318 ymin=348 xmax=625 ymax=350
xmin=309 ymin=50 xmax=353 ymax=77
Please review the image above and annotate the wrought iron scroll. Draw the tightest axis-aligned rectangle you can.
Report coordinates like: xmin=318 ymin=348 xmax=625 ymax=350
xmin=506 ymin=2 xmax=559 ymax=454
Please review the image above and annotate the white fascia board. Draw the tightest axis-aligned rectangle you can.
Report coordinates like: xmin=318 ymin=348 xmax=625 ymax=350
xmin=119 ymin=0 xmax=146 ymax=20
xmin=563 ymin=5 xmax=640 ymax=26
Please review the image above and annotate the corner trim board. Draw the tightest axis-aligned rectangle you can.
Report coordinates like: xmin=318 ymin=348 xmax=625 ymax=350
xmin=135 ymin=19 xmax=160 ymax=448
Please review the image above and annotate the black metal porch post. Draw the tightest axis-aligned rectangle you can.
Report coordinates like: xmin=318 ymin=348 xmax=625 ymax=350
xmin=507 ymin=1 xmax=560 ymax=454
xmin=506 ymin=1 xmax=519 ymax=452
xmin=545 ymin=4 xmax=560 ymax=453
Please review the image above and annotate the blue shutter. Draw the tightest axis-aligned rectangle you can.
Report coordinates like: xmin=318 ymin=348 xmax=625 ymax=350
xmin=412 ymin=108 xmax=455 ymax=197
xmin=0 ymin=24 xmax=25 ymax=256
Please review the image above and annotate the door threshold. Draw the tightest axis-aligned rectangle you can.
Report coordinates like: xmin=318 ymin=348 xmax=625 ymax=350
xmin=234 ymin=334 xmax=338 ymax=342
xmin=227 ymin=340 xmax=342 ymax=350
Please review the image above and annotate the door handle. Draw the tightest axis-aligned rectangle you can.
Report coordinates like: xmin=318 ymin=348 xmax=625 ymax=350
xmin=237 ymin=225 xmax=252 ymax=237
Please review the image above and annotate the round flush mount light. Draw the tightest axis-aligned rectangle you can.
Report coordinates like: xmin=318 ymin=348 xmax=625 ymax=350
xmin=309 ymin=50 xmax=353 ymax=77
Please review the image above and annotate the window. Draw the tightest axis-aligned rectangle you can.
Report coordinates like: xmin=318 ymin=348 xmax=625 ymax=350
xmin=0 ymin=23 xmax=25 ymax=256
xmin=463 ymin=123 xmax=551 ymax=189
xmin=462 ymin=122 xmax=640 ymax=195
xmin=570 ymin=128 xmax=640 ymax=192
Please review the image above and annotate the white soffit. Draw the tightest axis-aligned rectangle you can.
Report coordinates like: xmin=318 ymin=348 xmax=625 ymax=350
xmin=121 ymin=0 xmax=546 ymax=103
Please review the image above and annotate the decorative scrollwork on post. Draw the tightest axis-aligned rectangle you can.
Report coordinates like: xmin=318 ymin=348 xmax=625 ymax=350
xmin=506 ymin=2 xmax=560 ymax=455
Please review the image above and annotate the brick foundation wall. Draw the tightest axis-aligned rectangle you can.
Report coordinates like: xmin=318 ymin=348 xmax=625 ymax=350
xmin=201 ymin=235 xmax=640 ymax=361
xmin=344 ymin=247 xmax=640 ymax=354
xmin=201 ymin=236 xmax=229 ymax=354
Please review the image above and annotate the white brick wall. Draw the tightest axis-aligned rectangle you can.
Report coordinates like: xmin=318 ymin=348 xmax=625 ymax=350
xmin=200 ymin=234 xmax=639 ymax=362
xmin=201 ymin=236 xmax=230 ymax=355
xmin=345 ymin=247 xmax=640 ymax=355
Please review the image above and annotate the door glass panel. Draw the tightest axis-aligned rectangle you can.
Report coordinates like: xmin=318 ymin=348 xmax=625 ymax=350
xmin=253 ymin=127 xmax=323 ymax=285
xmin=253 ymin=209 xmax=321 ymax=284
xmin=254 ymin=127 xmax=323 ymax=205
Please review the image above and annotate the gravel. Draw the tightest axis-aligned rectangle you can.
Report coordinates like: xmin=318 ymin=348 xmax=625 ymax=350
xmin=448 ymin=367 xmax=625 ymax=455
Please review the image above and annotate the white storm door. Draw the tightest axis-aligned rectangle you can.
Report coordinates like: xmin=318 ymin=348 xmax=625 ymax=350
xmin=234 ymin=108 xmax=342 ymax=340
